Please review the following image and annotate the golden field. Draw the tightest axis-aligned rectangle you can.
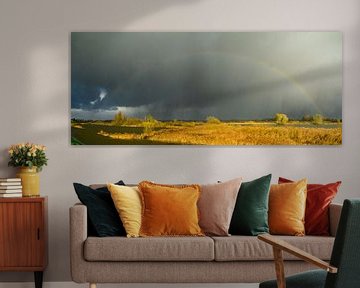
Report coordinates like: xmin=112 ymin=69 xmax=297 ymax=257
xmin=71 ymin=120 xmax=342 ymax=145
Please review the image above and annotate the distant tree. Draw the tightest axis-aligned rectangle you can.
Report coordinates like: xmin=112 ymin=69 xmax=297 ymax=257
xmin=143 ymin=114 xmax=158 ymax=134
xmin=275 ymin=113 xmax=289 ymax=125
xmin=206 ymin=116 xmax=221 ymax=124
xmin=125 ymin=117 xmax=142 ymax=125
xmin=112 ymin=111 xmax=127 ymax=126
xmin=302 ymin=114 xmax=312 ymax=121
xmin=312 ymin=114 xmax=324 ymax=125
xmin=145 ymin=114 xmax=157 ymax=123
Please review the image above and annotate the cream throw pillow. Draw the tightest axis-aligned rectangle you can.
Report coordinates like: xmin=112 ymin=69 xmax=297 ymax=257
xmin=107 ymin=183 xmax=142 ymax=237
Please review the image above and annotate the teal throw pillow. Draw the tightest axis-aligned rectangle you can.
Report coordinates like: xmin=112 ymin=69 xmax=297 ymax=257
xmin=229 ymin=174 xmax=272 ymax=236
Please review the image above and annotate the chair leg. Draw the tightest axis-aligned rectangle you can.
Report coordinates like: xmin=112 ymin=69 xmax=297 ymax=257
xmin=89 ymin=283 xmax=97 ymax=288
xmin=273 ymin=247 xmax=286 ymax=288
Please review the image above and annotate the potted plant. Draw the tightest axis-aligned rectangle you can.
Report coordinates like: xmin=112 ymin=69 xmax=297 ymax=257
xmin=8 ymin=143 xmax=48 ymax=197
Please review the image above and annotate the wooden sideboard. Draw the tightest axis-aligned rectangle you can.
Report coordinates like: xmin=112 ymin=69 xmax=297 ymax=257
xmin=0 ymin=197 xmax=47 ymax=288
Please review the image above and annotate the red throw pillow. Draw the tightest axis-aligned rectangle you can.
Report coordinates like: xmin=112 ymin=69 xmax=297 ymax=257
xmin=278 ymin=177 xmax=341 ymax=236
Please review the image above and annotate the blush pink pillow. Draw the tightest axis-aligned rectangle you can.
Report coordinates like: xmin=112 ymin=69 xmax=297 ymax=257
xmin=198 ymin=178 xmax=242 ymax=236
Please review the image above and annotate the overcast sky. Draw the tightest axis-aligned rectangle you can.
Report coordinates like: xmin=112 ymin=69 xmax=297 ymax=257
xmin=71 ymin=32 xmax=342 ymax=121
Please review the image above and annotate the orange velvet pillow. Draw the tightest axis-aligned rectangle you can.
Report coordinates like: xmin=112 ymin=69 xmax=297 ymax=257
xmin=269 ymin=179 xmax=307 ymax=236
xmin=138 ymin=181 xmax=204 ymax=237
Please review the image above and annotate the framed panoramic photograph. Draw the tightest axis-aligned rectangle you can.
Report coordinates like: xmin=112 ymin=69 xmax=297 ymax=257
xmin=71 ymin=32 xmax=342 ymax=145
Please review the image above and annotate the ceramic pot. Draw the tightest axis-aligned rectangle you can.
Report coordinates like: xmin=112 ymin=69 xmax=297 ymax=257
xmin=16 ymin=167 xmax=40 ymax=197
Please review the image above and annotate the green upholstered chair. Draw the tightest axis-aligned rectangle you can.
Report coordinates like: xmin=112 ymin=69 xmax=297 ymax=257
xmin=258 ymin=199 xmax=360 ymax=288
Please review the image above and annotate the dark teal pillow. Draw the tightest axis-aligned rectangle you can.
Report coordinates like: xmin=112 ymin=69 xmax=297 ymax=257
xmin=73 ymin=181 xmax=126 ymax=237
xmin=229 ymin=174 xmax=272 ymax=236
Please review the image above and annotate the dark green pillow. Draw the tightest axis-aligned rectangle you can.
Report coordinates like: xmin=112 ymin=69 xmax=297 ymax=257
xmin=229 ymin=174 xmax=272 ymax=236
xmin=73 ymin=181 xmax=126 ymax=237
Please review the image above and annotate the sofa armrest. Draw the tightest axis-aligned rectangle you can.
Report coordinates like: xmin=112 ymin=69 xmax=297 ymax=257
xmin=69 ymin=203 xmax=88 ymax=283
xmin=329 ymin=203 xmax=342 ymax=237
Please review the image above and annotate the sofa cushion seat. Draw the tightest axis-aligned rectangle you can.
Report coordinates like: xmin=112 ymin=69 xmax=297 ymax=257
xmin=84 ymin=236 xmax=215 ymax=262
xmin=212 ymin=236 xmax=334 ymax=261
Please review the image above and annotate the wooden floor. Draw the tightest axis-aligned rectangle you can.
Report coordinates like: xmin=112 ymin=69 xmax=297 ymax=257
xmin=0 ymin=283 xmax=259 ymax=288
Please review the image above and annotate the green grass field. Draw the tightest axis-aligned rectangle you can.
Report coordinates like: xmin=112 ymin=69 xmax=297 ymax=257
xmin=71 ymin=120 xmax=342 ymax=145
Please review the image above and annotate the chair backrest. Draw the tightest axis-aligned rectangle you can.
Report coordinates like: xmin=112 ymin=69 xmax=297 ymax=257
xmin=325 ymin=199 xmax=360 ymax=288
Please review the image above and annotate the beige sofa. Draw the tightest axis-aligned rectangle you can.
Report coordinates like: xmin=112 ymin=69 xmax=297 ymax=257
xmin=70 ymin=202 xmax=342 ymax=287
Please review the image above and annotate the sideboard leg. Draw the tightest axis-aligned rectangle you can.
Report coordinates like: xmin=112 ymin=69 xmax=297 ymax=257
xmin=90 ymin=283 xmax=97 ymax=288
xmin=34 ymin=271 xmax=43 ymax=288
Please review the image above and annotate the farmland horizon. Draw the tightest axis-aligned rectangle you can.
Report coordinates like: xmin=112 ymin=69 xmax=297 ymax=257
xmin=70 ymin=115 xmax=342 ymax=123
xmin=71 ymin=118 xmax=342 ymax=146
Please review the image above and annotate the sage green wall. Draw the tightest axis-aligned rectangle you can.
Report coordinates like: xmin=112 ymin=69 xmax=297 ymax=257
xmin=0 ymin=0 xmax=359 ymax=282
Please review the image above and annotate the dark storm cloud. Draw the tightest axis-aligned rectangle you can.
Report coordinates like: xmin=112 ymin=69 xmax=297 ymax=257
xmin=71 ymin=32 xmax=342 ymax=120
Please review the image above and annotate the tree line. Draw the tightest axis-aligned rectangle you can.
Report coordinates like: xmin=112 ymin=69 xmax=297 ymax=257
xmin=109 ymin=111 xmax=340 ymax=126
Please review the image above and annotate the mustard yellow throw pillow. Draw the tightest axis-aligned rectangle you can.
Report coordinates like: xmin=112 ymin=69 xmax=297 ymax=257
xmin=107 ymin=183 xmax=142 ymax=238
xmin=138 ymin=181 xmax=204 ymax=237
xmin=269 ymin=179 xmax=307 ymax=236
